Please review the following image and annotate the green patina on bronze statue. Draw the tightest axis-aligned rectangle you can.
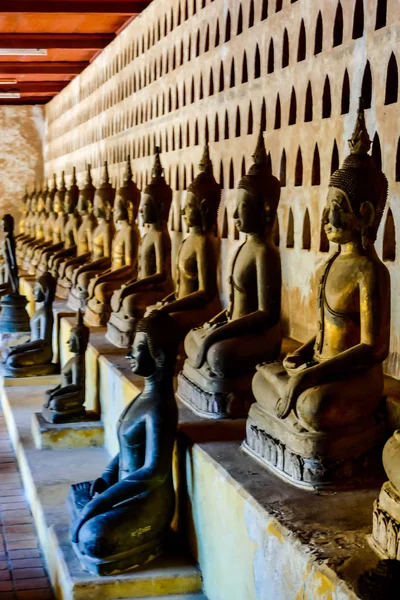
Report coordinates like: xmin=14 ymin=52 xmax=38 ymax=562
xmin=68 ymin=310 xmax=179 ymax=575
xmin=243 ymin=99 xmax=390 ymax=488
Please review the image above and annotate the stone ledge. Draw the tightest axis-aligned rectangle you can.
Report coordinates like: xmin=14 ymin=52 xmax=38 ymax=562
xmin=32 ymin=412 xmax=104 ymax=450
xmin=0 ymin=383 xmax=203 ymax=600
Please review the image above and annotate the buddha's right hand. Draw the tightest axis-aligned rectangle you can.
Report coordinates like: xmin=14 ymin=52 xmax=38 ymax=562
xmin=282 ymin=352 xmax=305 ymax=372
xmin=90 ymin=477 xmax=108 ymax=497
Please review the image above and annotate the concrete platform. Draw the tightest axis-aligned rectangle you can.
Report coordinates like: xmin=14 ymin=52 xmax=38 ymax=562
xmin=1 ymin=371 xmax=61 ymax=387
xmin=32 ymin=411 xmax=104 ymax=449
xmin=0 ymin=383 xmax=203 ymax=600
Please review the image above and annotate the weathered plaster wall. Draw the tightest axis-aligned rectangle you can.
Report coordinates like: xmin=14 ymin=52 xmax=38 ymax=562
xmin=43 ymin=0 xmax=400 ymax=375
xmin=0 ymin=106 xmax=44 ymax=225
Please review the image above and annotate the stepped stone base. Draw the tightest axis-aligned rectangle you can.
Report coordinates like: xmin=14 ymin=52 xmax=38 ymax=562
xmin=32 ymin=412 xmax=104 ymax=449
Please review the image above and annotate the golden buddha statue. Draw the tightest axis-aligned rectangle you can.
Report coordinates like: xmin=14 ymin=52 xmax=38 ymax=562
xmin=177 ymin=127 xmax=282 ymax=418
xmin=145 ymin=144 xmax=221 ymax=343
xmin=56 ymin=165 xmax=96 ymax=299
xmin=50 ymin=167 xmax=81 ymax=279
xmin=107 ymin=148 xmax=173 ymax=347
xmin=24 ymin=174 xmax=57 ymax=275
xmin=15 ymin=186 xmax=29 ymax=241
xmin=243 ymin=99 xmax=390 ymax=488
xmin=84 ymin=158 xmax=140 ymax=326
xmin=371 ymin=430 xmax=400 ymax=559
xmin=67 ymin=161 xmax=115 ymax=310
xmin=21 ymin=183 xmax=50 ymax=271
xmin=36 ymin=172 xmax=67 ymax=276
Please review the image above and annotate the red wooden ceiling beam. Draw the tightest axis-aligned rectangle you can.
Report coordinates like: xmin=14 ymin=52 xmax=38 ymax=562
xmin=0 ymin=1 xmax=149 ymax=14
xmin=4 ymin=81 xmax=70 ymax=93
xmin=0 ymin=98 xmax=50 ymax=104
xmin=0 ymin=33 xmax=114 ymax=49
xmin=0 ymin=62 xmax=88 ymax=75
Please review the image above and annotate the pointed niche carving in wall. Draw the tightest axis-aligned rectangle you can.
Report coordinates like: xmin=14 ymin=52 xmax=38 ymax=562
xmin=361 ymin=61 xmax=372 ymax=109
xmin=333 ymin=1 xmax=343 ymax=47
xmin=289 ymin=87 xmax=297 ymax=125
xmin=268 ymin=39 xmax=274 ymax=73
xmin=372 ymin=132 xmax=382 ymax=170
xmin=331 ymin=140 xmax=339 ymax=174
xmin=383 ymin=207 xmax=396 ymax=261
xmin=272 ymin=216 xmax=280 ymax=247
xmin=295 ymin=147 xmax=303 ymax=186
xmin=297 ymin=20 xmax=306 ymax=62
xmin=341 ymin=69 xmax=350 ymax=114
xmin=302 ymin=209 xmax=311 ymax=250
xmin=385 ymin=53 xmax=398 ymax=105
xmin=280 ymin=149 xmax=286 ymax=187
xmin=305 ymin=81 xmax=313 ymax=122
xmin=352 ymin=0 xmax=364 ymax=40
xmin=286 ymin=208 xmax=295 ymax=248
xmin=314 ymin=11 xmax=323 ymax=55
xmin=312 ymin=144 xmax=321 ymax=185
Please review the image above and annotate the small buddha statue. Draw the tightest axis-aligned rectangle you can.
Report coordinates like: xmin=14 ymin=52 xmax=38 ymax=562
xmin=145 ymin=144 xmax=221 ymax=343
xmin=50 ymin=167 xmax=81 ymax=279
xmin=67 ymin=161 xmax=115 ymax=310
xmin=2 ymin=272 xmax=57 ymax=377
xmin=14 ymin=186 xmax=30 ymax=242
xmin=68 ymin=310 xmax=179 ymax=575
xmin=16 ymin=187 xmax=36 ymax=257
xmin=371 ymin=430 xmax=400 ymax=560
xmin=29 ymin=174 xmax=60 ymax=274
xmin=20 ymin=185 xmax=47 ymax=268
xmin=107 ymin=147 xmax=174 ymax=347
xmin=56 ymin=165 xmax=96 ymax=299
xmin=42 ymin=310 xmax=89 ymax=423
xmin=177 ymin=127 xmax=282 ymax=418
xmin=243 ymin=99 xmax=390 ymax=488
xmin=84 ymin=158 xmax=140 ymax=326
xmin=36 ymin=172 xmax=68 ymax=276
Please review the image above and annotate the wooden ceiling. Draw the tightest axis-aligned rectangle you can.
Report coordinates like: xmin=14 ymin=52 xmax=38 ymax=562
xmin=0 ymin=0 xmax=150 ymax=105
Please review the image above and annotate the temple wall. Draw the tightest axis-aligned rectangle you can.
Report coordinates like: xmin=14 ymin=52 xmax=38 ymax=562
xmin=43 ymin=0 xmax=400 ymax=375
xmin=0 ymin=106 xmax=44 ymax=226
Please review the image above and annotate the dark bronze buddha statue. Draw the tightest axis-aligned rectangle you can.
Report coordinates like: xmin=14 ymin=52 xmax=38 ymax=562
xmin=42 ymin=310 xmax=89 ymax=423
xmin=107 ymin=148 xmax=173 ymax=347
xmin=145 ymin=144 xmax=221 ymax=343
xmin=50 ymin=167 xmax=81 ymax=279
xmin=56 ymin=164 xmax=96 ymax=298
xmin=2 ymin=272 xmax=57 ymax=377
xmin=177 ymin=127 xmax=282 ymax=418
xmin=68 ymin=310 xmax=179 ymax=575
xmin=84 ymin=158 xmax=141 ymax=326
xmin=67 ymin=161 xmax=115 ymax=310
xmin=243 ymin=99 xmax=390 ymax=488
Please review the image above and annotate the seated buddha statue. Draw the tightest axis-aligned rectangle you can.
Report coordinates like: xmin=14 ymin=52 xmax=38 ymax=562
xmin=177 ymin=127 xmax=282 ymax=419
xmin=145 ymin=144 xmax=221 ymax=342
xmin=56 ymin=165 xmax=96 ymax=299
xmin=371 ymin=430 xmax=400 ymax=560
xmin=16 ymin=187 xmax=37 ymax=257
xmin=107 ymin=147 xmax=174 ymax=348
xmin=243 ymin=100 xmax=390 ymax=489
xmin=50 ymin=167 xmax=81 ymax=279
xmin=36 ymin=172 xmax=68 ymax=276
xmin=42 ymin=310 xmax=89 ymax=424
xmin=68 ymin=310 xmax=179 ymax=575
xmin=84 ymin=158 xmax=140 ymax=327
xmin=67 ymin=161 xmax=115 ymax=310
xmin=14 ymin=186 xmax=29 ymax=243
xmin=2 ymin=272 xmax=57 ymax=377
xmin=20 ymin=185 xmax=47 ymax=268
xmin=0 ymin=214 xmax=20 ymax=296
xmin=29 ymin=174 xmax=61 ymax=274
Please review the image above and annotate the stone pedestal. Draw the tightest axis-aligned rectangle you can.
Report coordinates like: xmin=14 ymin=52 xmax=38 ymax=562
xmin=32 ymin=412 xmax=104 ymax=449
xmin=0 ymin=293 xmax=30 ymax=333
xmin=0 ymin=371 xmax=61 ymax=387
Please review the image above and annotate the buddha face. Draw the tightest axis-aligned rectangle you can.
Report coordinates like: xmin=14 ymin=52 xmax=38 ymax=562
xmin=127 ymin=332 xmax=156 ymax=378
xmin=45 ymin=192 xmax=53 ymax=214
xmin=33 ymin=283 xmax=45 ymax=303
xmin=67 ymin=332 xmax=79 ymax=354
xmin=184 ymin=191 xmax=201 ymax=228
xmin=53 ymin=194 xmax=62 ymax=214
xmin=93 ymin=193 xmax=107 ymax=219
xmin=113 ymin=196 xmax=128 ymax=229
xmin=37 ymin=194 xmax=46 ymax=213
xmin=65 ymin=190 xmax=75 ymax=214
xmin=140 ymin=193 xmax=157 ymax=224
xmin=323 ymin=188 xmax=361 ymax=245
xmin=234 ymin=189 xmax=263 ymax=234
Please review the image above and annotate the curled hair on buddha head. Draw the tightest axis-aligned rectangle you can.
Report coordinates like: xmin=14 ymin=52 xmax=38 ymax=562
xmin=2 ymin=214 xmax=14 ymax=235
xmin=35 ymin=271 xmax=56 ymax=306
xmin=328 ymin=97 xmax=388 ymax=244
xmin=116 ymin=156 xmax=141 ymax=223
xmin=135 ymin=310 xmax=180 ymax=375
xmin=70 ymin=310 xmax=89 ymax=355
xmin=187 ymin=144 xmax=221 ymax=233
xmin=238 ymin=120 xmax=281 ymax=226
xmin=144 ymin=147 xmax=173 ymax=225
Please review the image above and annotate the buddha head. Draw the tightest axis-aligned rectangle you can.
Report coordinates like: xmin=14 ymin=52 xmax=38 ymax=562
xmin=37 ymin=183 xmax=48 ymax=214
xmin=67 ymin=310 xmax=89 ymax=355
xmin=184 ymin=144 xmax=221 ymax=233
xmin=324 ymin=98 xmax=388 ymax=248
xmin=54 ymin=171 xmax=66 ymax=215
xmin=45 ymin=175 xmax=57 ymax=215
xmin=77 ymin=164 xmax=95 ymax=216
xmin=33 ymin=271 xmax=56 ymax=307
xmin=1 ymin=214 xmax=14 ymax=236
xmin=114 ymin=157 xmax=140 ymax=226
xmin=65 ymin=167 xmax=79 ymax=215
xmin=127 ymin=310 xmax=180 ymax=378
xmin=21 ymin=187 xmax=29 ymax=217
xmin=141 ymin=147 xmax=172 ymax=227
xmin=93 ymin=161 xmax=115 ymax=221
xmin=234 ymin=126 xmax=280 ymax=235
xmin=29 ymin=187 xmax=37 ymax=216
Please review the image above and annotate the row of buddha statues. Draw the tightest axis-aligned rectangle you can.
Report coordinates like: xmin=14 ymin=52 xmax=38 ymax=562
xmin=1 ymin=99 xmax=399 ymax=575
